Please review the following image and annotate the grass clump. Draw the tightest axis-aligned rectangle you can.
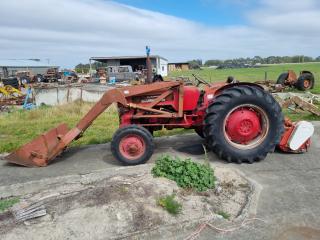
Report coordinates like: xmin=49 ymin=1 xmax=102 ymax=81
xmin=157 ymin=194 xmax=182 ymax=215
xmin=0 ymin=197 xmax=19 ymax=212
xmin=217 ymin=210 xmax=230 ymax=220
xmin=152 ymin=155 xmax=216 ymax=192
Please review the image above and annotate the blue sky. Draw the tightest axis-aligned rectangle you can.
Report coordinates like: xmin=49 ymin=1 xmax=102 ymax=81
xmin=0 ymin=0 xmax=319 ymax=67
xmin=114 ymin=0 xmax=255 ymax=26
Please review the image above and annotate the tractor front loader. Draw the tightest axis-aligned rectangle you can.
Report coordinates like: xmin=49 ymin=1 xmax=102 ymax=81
xmin=4 ymin=79 xmax=314 ymax=167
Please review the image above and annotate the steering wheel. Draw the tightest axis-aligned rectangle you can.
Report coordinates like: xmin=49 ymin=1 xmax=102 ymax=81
xmin=192 ymin=74 xmax=210 ymax=87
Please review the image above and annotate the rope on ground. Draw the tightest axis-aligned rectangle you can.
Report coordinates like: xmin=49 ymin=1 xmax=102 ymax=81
xmin=184 ymin=217 xmax=267 ymax=240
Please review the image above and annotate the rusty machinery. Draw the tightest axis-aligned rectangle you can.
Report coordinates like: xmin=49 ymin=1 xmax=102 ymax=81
xmin=4 ymin=77 xmax=314 ymax=167
xmin=277 ymin=70 xmax=315 ymax=91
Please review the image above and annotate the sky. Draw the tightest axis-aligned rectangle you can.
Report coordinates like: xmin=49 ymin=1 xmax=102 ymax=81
xmin=0 ymin=0 xmax=319 ymax=67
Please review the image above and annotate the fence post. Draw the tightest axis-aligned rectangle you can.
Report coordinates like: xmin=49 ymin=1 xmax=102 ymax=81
xmin=80 ymin=88 xmax=83 ymax=103
xmin=56 ymin=87 xmax=59 ymax=104
xmin=264 ymin=71 xmax=267 ymax=81
xmin=67 ymin=87 xmax=70 ymax=103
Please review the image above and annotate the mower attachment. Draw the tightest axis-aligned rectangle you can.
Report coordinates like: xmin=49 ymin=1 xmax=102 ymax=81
xmin=278 ymin=119 xmax=314 ymax=153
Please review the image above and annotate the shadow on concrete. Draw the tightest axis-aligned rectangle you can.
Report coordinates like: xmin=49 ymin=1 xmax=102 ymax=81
xmin=174 ymin=143 xmax=205 ymax=155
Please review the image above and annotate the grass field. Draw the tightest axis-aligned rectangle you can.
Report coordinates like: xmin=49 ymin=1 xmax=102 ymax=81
xmin=0 ymin=103 xmax=187 ymax=153
xmin=0 ymin=100 xmax=318 ymax=154
xmin=168 ymin=62 xmax=320 ymax=94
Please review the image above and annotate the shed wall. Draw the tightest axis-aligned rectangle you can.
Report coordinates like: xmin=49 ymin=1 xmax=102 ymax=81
xmin=1 ymin=66 xmax=56 ymax=76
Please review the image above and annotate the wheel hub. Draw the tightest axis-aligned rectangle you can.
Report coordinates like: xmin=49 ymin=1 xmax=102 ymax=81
xmin=119 ymin=134 xmax=145 ymax=160
xmin=303 ymin=80 xmax=310 ymax=88
xmin=226 ymin=108 xmax=261 ymax=144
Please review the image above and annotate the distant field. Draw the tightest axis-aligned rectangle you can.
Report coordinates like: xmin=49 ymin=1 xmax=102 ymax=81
xmin=168 ymin=62 xmax=320 ymax=94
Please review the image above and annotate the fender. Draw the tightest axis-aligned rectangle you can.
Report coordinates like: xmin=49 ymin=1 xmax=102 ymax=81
xmin=214 ymin=82 xmax=264 ymax=96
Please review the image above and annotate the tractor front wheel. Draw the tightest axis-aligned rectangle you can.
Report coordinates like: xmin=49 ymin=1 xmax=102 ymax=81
xmin=204 ymin=85 xmax=284 ymax=163
xmin=111 ymin=125 xmax=154 ymax=165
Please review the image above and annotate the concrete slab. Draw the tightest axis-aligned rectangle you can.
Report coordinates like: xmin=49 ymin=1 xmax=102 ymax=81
xmin=0 ymin=122 xmax=319 ymax=239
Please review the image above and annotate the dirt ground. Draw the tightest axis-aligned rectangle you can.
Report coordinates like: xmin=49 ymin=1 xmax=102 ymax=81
xmin=0 ymin=166 xmax=254 ymax=240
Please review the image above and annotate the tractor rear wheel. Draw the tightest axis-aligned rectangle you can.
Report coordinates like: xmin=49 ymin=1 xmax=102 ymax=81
xmin=111 ymin=125 xmax=154 ymax=165
xmin=296 ymin=73 xmax=314 ymax=90
xmin=204 ymin=85 xmax=284 ymax=163
xmin=276 ymin=72 xmax=289 ymax=85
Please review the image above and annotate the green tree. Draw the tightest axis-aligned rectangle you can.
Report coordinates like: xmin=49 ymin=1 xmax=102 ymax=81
xmin=188 ymin=59 xmax=202 ymax=69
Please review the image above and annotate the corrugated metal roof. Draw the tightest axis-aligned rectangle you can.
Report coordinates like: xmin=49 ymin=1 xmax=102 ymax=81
xmin=90 ymin=55 xmax=168 ymax=61
xmin=0 ymin=59 xmax=58 ymax=67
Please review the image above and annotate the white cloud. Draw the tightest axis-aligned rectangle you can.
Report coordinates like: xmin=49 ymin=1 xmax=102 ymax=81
xmin=248 ymin=0 xmax=320 ymax=34
xmin=0 ymin=0 xmax=319 ymax=67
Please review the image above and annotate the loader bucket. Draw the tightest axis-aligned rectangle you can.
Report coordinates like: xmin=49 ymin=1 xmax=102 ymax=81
xmin=4 ymin=88 xmax=128 ymax=167
xmin=4 ymin=124 xmax=70 ymax=167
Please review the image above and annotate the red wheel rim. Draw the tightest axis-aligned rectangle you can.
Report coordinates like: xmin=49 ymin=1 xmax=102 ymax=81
xmin=119 ymin=134 xmax=146 ymax=160
xmin=223 ymin=104 xmax=269 ymax=149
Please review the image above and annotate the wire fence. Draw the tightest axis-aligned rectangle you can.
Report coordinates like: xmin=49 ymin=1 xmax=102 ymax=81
xmin=169 ymin=68 xmax=320 ymax=85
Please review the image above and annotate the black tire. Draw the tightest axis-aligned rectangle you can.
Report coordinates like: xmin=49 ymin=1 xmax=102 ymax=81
xmin=276 ymin=72 xmax=288 ymax=85
xmin=111 ymin=125 xmax=154 ymax=165
xmin=20 ymin=76 xmax=31 ymax=84
xmin=35 ymin=74 xmax=44 ymax=83
xmin=194 ymin=127 xmax=204 ymax=138
xmin=204 ymin=85 xmax=284 ymax=163
xmin=145 ymin=127 xmax=154 ymax=136
xmin=3 ymin=77 xmax=19 ymax=88
xmin=153 ymin=74 xmax=163 ymax=82
xmin=296 ymin=73 xmax=314 ymax=91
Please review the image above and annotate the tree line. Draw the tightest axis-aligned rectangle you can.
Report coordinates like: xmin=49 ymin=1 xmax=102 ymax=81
xmin=75 ymin=62 xmax=108 ymax=73
xmin=188 ymin=55 xmax=320 ymax=69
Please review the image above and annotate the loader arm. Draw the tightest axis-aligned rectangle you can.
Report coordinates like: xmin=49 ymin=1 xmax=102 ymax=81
xmin=58 ymin=88 xmax=128 ymax=148
xmin=76 ymin=88 xmax=127 ymax=132
xmin=4 ymin=88 xmax=127 ymax=167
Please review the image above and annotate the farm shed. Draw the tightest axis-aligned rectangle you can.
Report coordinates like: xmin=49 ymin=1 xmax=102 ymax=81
xmin=90 ymin=55 xmax=168 ymax=77
xmin=168 ymin=62 xmax=190 ymax=72
xmin=0 ymin=59 xmax=59 ymax=78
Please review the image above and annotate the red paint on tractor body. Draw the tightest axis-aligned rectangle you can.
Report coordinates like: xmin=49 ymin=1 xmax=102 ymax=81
xmin=117 ymin=82 xmax=234 ymax=130
xmin=182 ymin=86 xmax=201 ymax=111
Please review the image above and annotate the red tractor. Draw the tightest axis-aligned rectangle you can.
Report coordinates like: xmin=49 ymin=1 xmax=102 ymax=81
xmin=5 ymin=79 xmax=314 ymax=167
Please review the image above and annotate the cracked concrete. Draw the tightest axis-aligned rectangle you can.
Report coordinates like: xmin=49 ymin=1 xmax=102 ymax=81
xmin=0 ymin=165 xmax=257 ymax=239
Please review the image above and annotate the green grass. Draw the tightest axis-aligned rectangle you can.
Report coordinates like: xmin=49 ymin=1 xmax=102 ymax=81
xmin=217 ymin=210 xmax=230 ymax=220
xmin=152 ymin=155 xmax=216 ymax=192
xmin=283 ymin=108 xmax=320 ymax=122
xmin=0 ymin=197 xmax=19 ymax=212
xmin=0 ymin=98 xmax=318 ymax=154
xmin=168 ymin=62 xmax=320 ymax=94
xmin=0 ymin=102 xmax=189 ymax=153
xmin=157 ymin=194 xmax=182 ymax=215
